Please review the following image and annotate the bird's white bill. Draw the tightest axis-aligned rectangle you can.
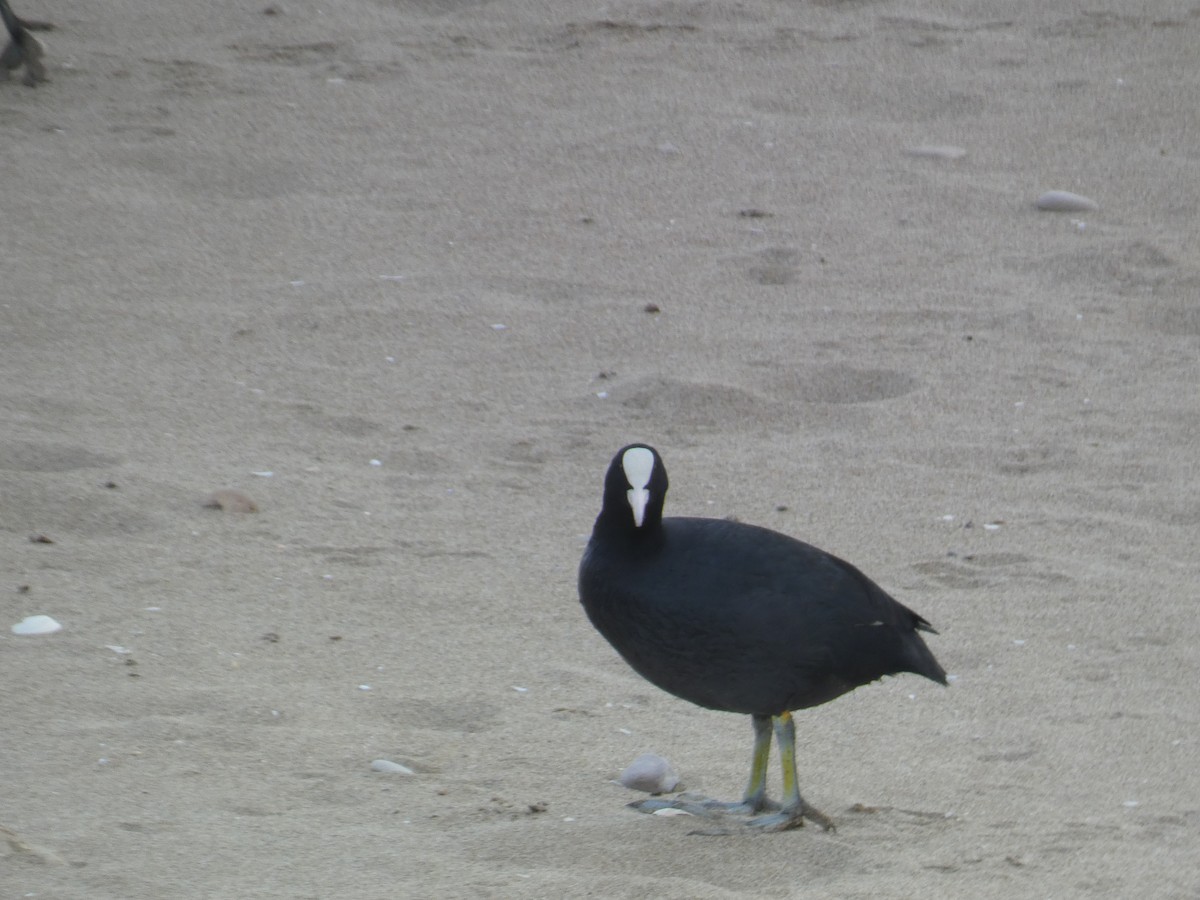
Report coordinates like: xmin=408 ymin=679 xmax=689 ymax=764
xmin=627 ymin=487 xmax=649 ymax=527
xmin=622 ymin=447 xmax=656 ymax=528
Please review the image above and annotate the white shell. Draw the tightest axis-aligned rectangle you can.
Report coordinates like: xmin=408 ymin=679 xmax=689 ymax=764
xmin=370 ymin=759 xmax=415 ymax=775
xmin=1035 ymin=190 xmax=1099 ymax=212
xmin=12 ymin=615 xmax=63 ymax=636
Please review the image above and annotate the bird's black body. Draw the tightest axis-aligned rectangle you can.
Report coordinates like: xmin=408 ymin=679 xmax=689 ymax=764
xmin=578 ymin=444 xmax=946 ymax=831
xmin=582 ymin=515 xmax=946 ymax=715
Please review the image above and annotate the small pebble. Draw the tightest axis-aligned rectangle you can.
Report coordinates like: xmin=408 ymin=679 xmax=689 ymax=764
xmin=1035 ymin=190 xmax=1098 ymax=212
xmin=203 ymin=489 xmax=259 ymax=513
xmin=370 ymin=759 xmax=415 ymax=775
xmin=619 ymin=753 xmax=680 ymax=794
xmin=12 ymin=615 xmax=63 ymax=636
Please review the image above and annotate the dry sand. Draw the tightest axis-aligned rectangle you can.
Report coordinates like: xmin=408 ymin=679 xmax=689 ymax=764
xmin=3 ymin=0 xmax=1199 ymax=896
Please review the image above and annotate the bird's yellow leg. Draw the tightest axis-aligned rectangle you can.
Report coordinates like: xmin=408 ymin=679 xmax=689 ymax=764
xmin=746 ymin=711 xmax=836 ymax=832
xmin=683 ymin=714 xmax=780 ymax=814
xmin=738 ymin=714 xmax=776 ymax=811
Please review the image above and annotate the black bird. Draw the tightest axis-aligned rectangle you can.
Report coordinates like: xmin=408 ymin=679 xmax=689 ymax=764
xmin=578 ymin=444 xmax=947 ymax=831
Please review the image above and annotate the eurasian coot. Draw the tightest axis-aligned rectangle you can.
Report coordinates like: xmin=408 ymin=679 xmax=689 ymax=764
xmin=578 ymin=444 xmax=947 ymax=831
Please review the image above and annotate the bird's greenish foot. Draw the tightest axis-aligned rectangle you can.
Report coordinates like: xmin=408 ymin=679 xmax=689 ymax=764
xmin=746 ymin=799 xmax=836 ymax=832
xmin=628 ymin=794 xmax=834 ymax=831
xmin=628 ymin=792 xmax=780 ymax=819
xmin=629 ymin=711 xmax=836 ymax=832
xmin=628 ymin=794 xmax=713 ymax=818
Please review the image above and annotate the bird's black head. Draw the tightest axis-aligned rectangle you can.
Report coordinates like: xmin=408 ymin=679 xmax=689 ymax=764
xmin=597 ymin=444 xmax=669 ymax=536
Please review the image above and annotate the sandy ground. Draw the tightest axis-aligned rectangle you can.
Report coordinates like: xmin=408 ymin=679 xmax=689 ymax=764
xmin=3 ymin=0 xmax=1199 ymax=896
